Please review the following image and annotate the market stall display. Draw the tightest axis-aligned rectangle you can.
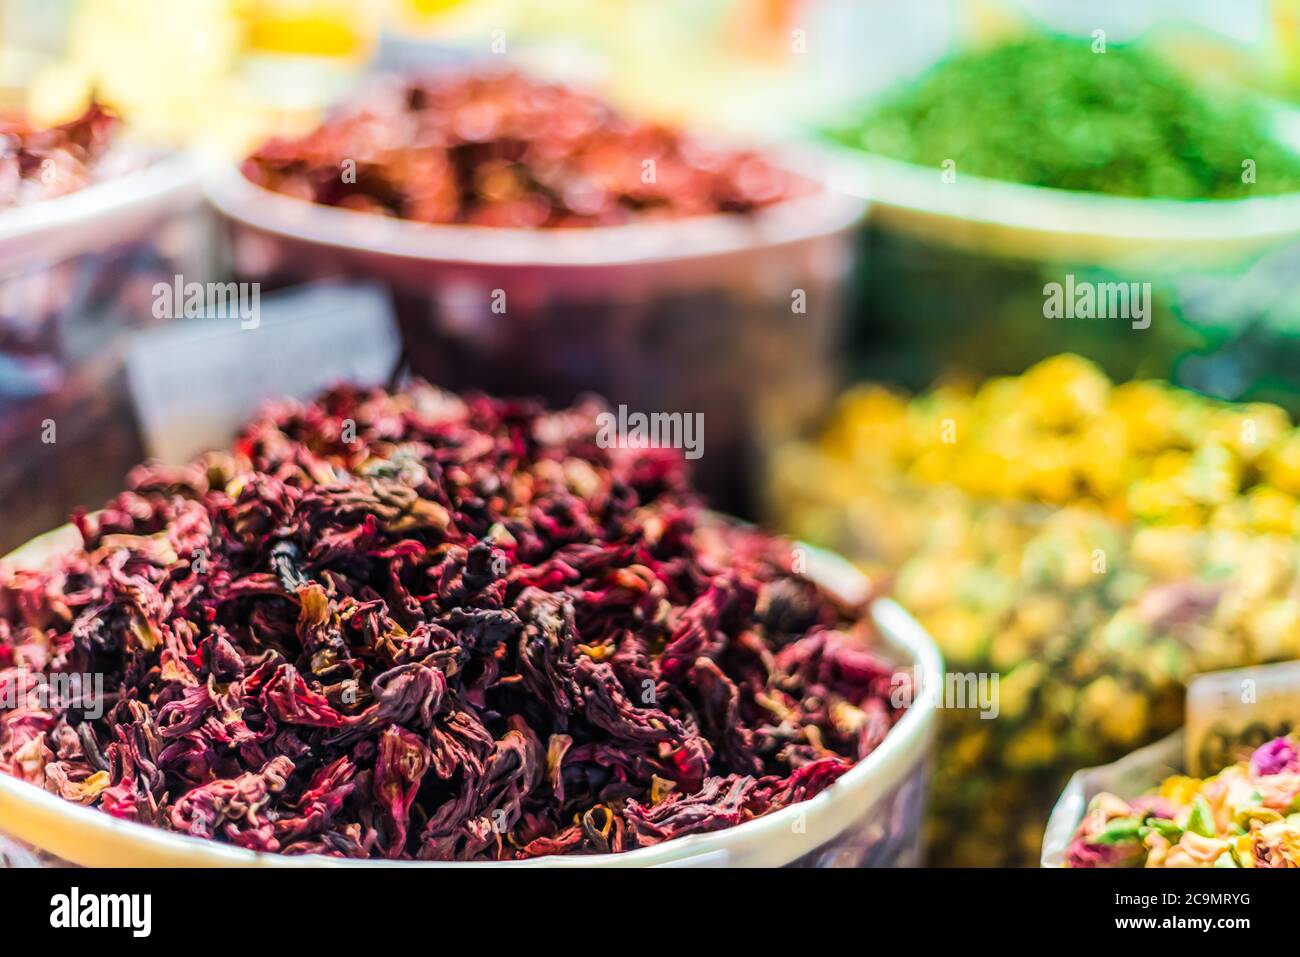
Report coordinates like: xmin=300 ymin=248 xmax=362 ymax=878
xmin=766 ymin=354 xmax=1300 ymax=865
xmin=0 ymin=380 xmax=940 ymax=866
xmin=6 ymin=0 xmax=1300 ymax=888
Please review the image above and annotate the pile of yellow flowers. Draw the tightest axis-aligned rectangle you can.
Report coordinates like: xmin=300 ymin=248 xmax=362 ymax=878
xmin=815 ymin=353 xmax=1300 ymax=533
xmin=767 ymin=355 xmax=1300 ymax=865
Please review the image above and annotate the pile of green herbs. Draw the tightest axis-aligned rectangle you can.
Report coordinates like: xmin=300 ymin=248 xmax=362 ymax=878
xmin=829 ymin=34 xmax=1300 ymax=199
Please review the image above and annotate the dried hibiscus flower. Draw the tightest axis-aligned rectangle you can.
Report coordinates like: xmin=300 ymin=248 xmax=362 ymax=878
xmin=0 ymin=382 xmax=906 ymax=860
xmin=242 ymin=70 xmax=811 ymax=227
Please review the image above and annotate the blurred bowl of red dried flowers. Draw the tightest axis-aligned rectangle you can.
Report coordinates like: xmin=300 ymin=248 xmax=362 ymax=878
xmin=0 ymin=101 xmax=196 ymax=268
xmin=0 ymin=380 xmax=937 ymax=867
xmin=207 ymin=69 xmax=867 ymax=510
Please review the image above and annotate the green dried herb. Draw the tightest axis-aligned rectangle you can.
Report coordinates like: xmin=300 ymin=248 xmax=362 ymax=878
xmin=1091 ymin=816 xmax=1143 ymax=845
xmin=1186 ymin=795 xmax=1217 ymax=838
xmin=831 ymin=34 xmax=1300 ymax=199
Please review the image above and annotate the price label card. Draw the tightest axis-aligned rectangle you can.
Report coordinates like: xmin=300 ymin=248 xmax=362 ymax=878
xmin=1185 ymin=661 xmax=1300 ymax=776
xmin=126 ymin=281 xmax=401 ymax=464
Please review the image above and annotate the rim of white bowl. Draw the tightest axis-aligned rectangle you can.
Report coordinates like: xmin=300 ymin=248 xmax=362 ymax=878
xmin=203 ymin=152 xmax=867 ymax=269
xmin=821 ymin=144 xmax=1300 ymax=246
xmin=0 ymin=151 xmax=199 ymax=250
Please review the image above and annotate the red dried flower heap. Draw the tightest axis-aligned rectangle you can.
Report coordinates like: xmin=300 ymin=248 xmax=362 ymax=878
xmin=242 ymin=70 xmax=811 ymax=228
xmin=0 ymin=382 xmax=906 ymax=860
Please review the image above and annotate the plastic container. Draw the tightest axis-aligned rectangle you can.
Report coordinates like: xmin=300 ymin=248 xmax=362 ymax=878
xmin=0 ymin=152 xmax=204 ymax=554
xmin=205 ymin=160 xmax=866 ymax=512
xmin=0 ymin=524 xmax=941 ymax=868
xmin=1040 ymin=731 xmax=1183 ymax=868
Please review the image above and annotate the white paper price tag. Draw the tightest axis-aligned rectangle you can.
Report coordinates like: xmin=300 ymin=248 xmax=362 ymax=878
xmin=126 ymin=282 xmax=401 ymax=464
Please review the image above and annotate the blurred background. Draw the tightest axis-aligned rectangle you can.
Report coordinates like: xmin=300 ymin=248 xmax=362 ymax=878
xmin=3 ymin=0 xmax=1300 ymax=867
xmin=5 ymin=1 xmax=1299 ymax=144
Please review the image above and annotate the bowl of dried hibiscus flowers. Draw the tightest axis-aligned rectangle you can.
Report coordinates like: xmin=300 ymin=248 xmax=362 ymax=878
xmin=0 ymin=380 xmax=937 ymax=867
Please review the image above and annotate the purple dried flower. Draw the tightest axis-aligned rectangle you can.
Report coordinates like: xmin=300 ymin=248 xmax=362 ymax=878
xmin=1250 ymin=737 xmax=1300 ymax=777
xmin=1064 ymin=837 xmax=1144 ymax=869
xmin=0 ymin=382 xmax=907 ymax=860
